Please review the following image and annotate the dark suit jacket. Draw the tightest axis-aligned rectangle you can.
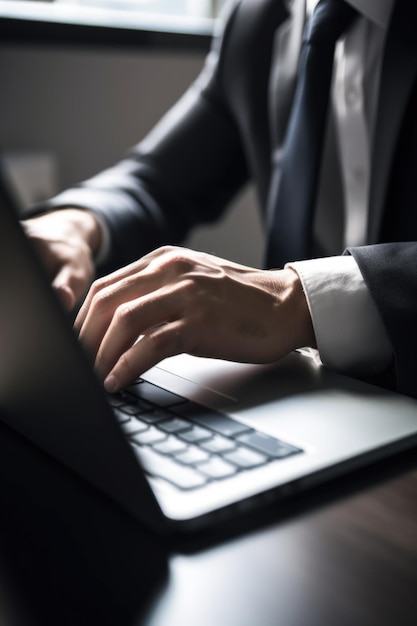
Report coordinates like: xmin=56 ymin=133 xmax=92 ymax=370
xmin=42 ymin=0 xmax=417 ymax=398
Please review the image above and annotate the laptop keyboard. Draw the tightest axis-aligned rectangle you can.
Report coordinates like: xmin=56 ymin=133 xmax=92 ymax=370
xmin=108 ymin=379 xmax=303 ymax=491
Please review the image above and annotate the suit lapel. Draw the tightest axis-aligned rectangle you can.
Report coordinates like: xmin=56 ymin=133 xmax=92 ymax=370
xmin=368 ymin=2 xmax=417 ymax=243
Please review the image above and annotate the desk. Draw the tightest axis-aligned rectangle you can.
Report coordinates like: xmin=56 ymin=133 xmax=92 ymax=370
xmin=0 ymin=418 xmax=416 ymax=626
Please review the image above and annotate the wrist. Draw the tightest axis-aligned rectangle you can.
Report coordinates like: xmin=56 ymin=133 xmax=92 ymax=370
xmin=58 ymin=208 xmax=102 ymax=257
xmin=274 ymin=268 xmax=316 ymax=351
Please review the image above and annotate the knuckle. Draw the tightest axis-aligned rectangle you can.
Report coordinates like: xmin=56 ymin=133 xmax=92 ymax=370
xmin=157 ymin=244 xmax=176 ymax=256
xmin=90 ymin=288 xmax=112 ymax=314
xmin=156 ymin=246 xmax=193 ymax=275
xmin=90 ymin=275 xmax=108 ymax=293
xmin=88 ymin=277 xmax=112 ymax=306
xmin=114 ymin=302 xmax=135 ymax=329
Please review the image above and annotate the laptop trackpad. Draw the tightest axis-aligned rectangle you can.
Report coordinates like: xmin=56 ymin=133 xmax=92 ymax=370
xmin=141 ymin=352 xmax=326 ymax=412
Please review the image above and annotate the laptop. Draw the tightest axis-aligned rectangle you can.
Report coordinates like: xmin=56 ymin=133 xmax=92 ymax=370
xmin=1 ymin=176 xmax=417 ymax=533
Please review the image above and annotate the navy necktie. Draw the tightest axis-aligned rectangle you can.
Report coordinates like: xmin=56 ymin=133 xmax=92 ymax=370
xmin=265 ymin=0 xmax=358 ymax=268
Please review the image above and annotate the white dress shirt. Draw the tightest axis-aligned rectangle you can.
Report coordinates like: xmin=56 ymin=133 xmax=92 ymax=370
xmin=288 ymin=0 xmax=394 ymax=376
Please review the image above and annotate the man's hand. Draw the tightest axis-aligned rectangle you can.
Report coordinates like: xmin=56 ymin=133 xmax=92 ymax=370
xmin=74 ymin=246 xmax=315 ymax=392
xmin=22 ymin=209 xmax=102 ymax=311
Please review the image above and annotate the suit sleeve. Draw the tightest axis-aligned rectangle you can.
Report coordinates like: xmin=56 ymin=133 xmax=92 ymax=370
xmin=348 ymin=243 xmax=417 ymax=399
xmin=36 ymin=1 xmax=248 ymax=275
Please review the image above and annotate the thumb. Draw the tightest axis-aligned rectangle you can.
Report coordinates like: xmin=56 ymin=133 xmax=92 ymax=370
xmin=53 ymin=282 xmax=76 ymax=312
xmin=52 ymin=264 xmax=80 ymax=312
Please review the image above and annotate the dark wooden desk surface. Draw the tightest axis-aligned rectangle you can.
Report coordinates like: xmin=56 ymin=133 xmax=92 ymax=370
xmin=0 ymin=418 xmax=416 ymax=626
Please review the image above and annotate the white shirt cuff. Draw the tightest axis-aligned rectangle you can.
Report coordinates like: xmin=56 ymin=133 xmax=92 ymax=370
xmin=286 ymin=255 xmax=393 ymax=376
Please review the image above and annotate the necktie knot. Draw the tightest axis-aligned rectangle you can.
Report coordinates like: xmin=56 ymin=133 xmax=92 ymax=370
xmin=305 ymin=0 xmax=358 ymax=47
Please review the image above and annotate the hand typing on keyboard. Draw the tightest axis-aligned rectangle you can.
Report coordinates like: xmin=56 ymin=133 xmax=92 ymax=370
xmin=74 ymin=246 xmax=315 ymax=393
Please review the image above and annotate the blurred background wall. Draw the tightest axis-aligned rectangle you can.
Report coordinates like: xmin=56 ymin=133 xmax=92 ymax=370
xmin=0 ymin=40 xmax=263 ymax=267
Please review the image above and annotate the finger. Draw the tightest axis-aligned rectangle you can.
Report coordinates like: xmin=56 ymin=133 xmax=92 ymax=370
xmin=53 ymin=284 xmax=76 ymax=312
xmin=74 ymin=247 xmax=183 ymax=357
xmin=74 ymin=273 xmax=151 ymax=357
xmin=74 ymin=245 xmax=194 ymax=331
xmin=94 ymin=286 xmax=184 ymax=380
xmin=74 ymin=272 xmax=124 ymax=333
xmin=52 ymin=263 xmax=90 ymax=311
xmin=104 ymin=320 xmax=185 ymax=393
xmin=74 ymin=254 xmax=160 ymax=332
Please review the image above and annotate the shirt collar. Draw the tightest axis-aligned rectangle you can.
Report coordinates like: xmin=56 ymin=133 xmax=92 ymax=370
xmin=345 ymin=0 xmax=394 ymax=28
xmin=307 ymin=0 xmax=394 ymax=29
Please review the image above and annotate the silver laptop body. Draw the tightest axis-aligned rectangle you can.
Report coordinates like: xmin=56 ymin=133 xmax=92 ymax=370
xmin=1 ymin=179 xmax=417 ymax=532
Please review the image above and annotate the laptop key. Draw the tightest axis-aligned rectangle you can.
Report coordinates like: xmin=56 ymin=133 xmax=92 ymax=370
xmin=178 ymin=425 xmax=213 ymax=444
xmin=128 ymin=381 xmax=188 ymax=408
xmin=237 ymin=431 xmax=302 ymax=458
xmin=119 ymin=390 xmax=151 ymax=408
xmin=152 ymin=436 xmax=188 ymax=455
xmin=118 ymin=404 xmax=144 ymax=416
xmin=131 ymin=445 xmax=207 ymax=490
xmin=115 ymin=394 xmax=154 ymax=414
xmin=129 ymin=426 xmax=167 ymax=445
xmin=175 ymin=402 xmax=252 ymax=437
xmin=224 ymin=446 xmax=268 ymax=469
xmin=175 ymin=446 xmax=210 ymax=465
xmin=107 ymin=394 xmax=126 ymax=408
xmin=200 ymin=435 xmax=237 ymax=454
xmin=157 ymin=417 xmax=191 ymax=434
xmin=198 ymin=457 xmax=237 ymax=480
xmin=139 ymin=409 xmax=173 ymax=424
xmin=120 ymin=418 xmax=149 ymax=435
xmin=113 ymin=408 xmax=131 ymax=424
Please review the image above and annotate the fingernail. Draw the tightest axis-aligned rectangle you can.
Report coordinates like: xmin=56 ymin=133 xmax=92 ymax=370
xmin=104 ymin=374 xmax=118 ymax=393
